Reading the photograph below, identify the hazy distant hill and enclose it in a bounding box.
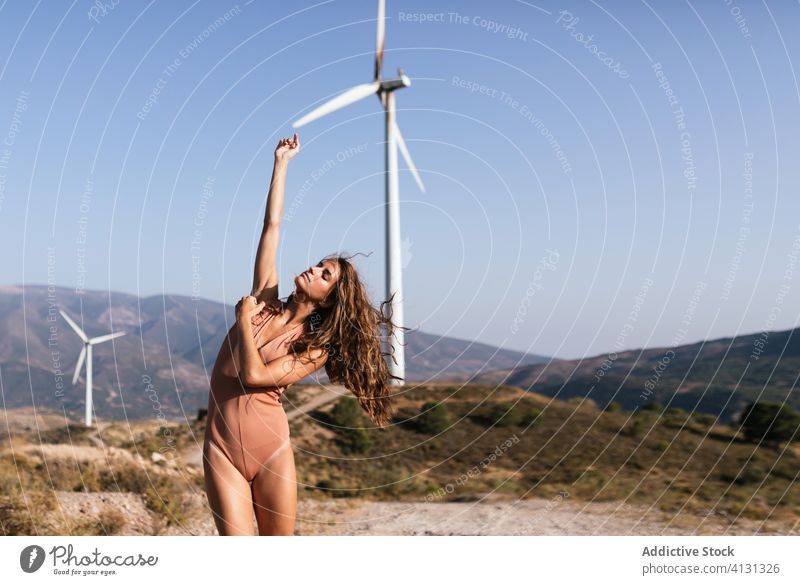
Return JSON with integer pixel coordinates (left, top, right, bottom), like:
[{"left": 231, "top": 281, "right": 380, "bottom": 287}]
[
  {"left": 470, "top": 328, "right": 800, "bottom": 424},
  {"left": 0, "top": 284, "right": 550, "bottom": 421}
]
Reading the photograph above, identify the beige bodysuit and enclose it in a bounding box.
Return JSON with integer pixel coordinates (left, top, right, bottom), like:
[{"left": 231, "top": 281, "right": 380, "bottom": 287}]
[{"left": 203, "top": 298, "right": 305, "bottom": 482}]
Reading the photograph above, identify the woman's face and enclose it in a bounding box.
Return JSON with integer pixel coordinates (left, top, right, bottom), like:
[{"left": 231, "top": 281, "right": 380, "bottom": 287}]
[{"left": 295, "top": 259, "right": 339, "bottom": 305}]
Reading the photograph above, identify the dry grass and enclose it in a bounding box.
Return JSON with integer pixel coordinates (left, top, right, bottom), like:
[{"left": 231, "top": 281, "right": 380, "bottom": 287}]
[
  {"left": 1, "top": 383, "right": 798, "bottom": 535},
  {"left": 293, "top": 384, "right": 800, "bottom": 528}
]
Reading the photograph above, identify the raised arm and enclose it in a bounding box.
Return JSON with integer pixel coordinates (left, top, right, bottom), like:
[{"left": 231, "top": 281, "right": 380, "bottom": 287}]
[{"left": 251, "top": 133, "right": 301, "bottom": 300}]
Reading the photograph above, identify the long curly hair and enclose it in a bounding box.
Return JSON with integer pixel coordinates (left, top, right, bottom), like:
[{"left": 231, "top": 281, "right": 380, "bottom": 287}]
[{"left": 277, "top": 252, "right": 410, "bottom": 427}]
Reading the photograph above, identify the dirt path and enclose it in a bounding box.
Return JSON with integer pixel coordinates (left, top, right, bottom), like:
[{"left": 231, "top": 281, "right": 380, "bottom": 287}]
[
  {"left": 290, "top": 497, "right": 797, "bottom": 536},
  {"left": 154, "top": 494, "right": 795, "bottom": 536},
  {"left": 34, "top": 490, "right": 800, "bottom": 536}
]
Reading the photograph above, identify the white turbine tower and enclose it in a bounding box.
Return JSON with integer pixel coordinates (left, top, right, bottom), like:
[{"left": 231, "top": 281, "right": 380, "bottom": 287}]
[
  {"left": 292, "top": 0, "right": 425, "bottom": 385},
  {"left": 59, "top": 308, "right": 125, "bottom": 426}
]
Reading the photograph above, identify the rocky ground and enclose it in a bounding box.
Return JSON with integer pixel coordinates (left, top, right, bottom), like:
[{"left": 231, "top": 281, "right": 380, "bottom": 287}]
[
  {"left": 3, "top": 402, "right": 797, "bottom": 536},
  {"left": 46, "top": 489, "right": 799, "bottom": 536}
]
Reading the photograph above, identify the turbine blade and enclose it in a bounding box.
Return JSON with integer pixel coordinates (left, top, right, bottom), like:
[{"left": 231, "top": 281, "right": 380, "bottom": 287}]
[
  {"left": 89, "top": 331, "right": 126, "bottom": 345},
  {"left": 394, "top": 121, "right": 426, "bottom": 192},
  {"left": 293, "top": 81, "right": 380, "bottom": 128},
  {"left": 375, "top": 0, "right": 385, "bottom": 80},
  {"left": 72, "top": 346, "right": 86, "bottom": 385},
  {"left": 59, "top": 309, "right": 89, "bottom": 343}
]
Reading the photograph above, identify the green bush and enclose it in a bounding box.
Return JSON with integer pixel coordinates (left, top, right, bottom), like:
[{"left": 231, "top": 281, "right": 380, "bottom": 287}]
[
  {"left": 720, "top": 462, "right": 767, "bottom": 486},
  {"left": 738, "top": 401, "right": 800, "bottom": 445},
  {"left": 567, "top": 397, "right": 598, "bottom": 409},
  {"left": 520, "top": 408, "right": 542, "bottom": 426},
  {"left": 331, "top": 397, "right": 372, "bottom": 454},
  {"left": 640, "top": 401, "right": 664, "bottom": 413},
  {"left": 330, "top": 397, "right": 364, "bottom": 427},
  {"left": 417, "top": 401, "right": 451, "bottom": 435},
  {"left": 624, "top": 418, "right": 647, "bottom": 438},
  {"left": 604, "top": 401, "right": 622, "bottom": 413},
  {"left": 692, "top": 413, "right": 716, "bottom": 426},
  {"left": 314, "top": 478, "right": 354, "bottom": 498},
  {"left": 487, "top": 402, "right": 523, "bottom": 427},
  {"left": 344, "top": 428, "right": 373, "bottom": 454}
]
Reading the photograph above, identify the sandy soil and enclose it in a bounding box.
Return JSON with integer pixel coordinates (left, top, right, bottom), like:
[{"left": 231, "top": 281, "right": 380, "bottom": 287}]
[
  {"left": 290, "top": 497, "right": 798, "bottom": 536},
  {"left": 44, "top": 490, "right": 797, "bottom": 536}
]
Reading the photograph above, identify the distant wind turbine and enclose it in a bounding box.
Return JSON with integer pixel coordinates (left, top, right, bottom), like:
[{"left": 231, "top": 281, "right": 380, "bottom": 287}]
[
  {"left": 59, "top": 309, "right": 125, "bottom": 426},
  {"left": 292, "top": 0, "right": 425, "bottom": 385}
]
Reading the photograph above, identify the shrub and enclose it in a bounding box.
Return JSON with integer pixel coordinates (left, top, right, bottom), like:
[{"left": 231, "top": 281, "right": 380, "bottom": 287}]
[
  {"left": 97, "top": 461, "right": 187, "bottom": 525},
  {"left": 624, "top": 418, "right": 647, "bottom": 438},
  {"left": 343, "top": 428, "right": 373, "bottom": 454},
  {"left": 313, "top": 478, "right": 354, "bottom": 498},
  {"left": 0, "top": 491, "right": 57, "bottom": 535},
  {"left": 692, "top": 413, "right": 716, "bottom": 426},
  {"left": 43, "top": 459, "right": 88, "bottom": 492},
  {"left": 487, "top": 402, "right": 523, "bottom": 427},
  {"left": 568, "top": 397, "right": 598, "bottom": 409},
  {"left": 123, "top": 433, "right": 163, "bottom": 458},
  {"left": 416, "top": 401, "right": 451, "bottom": 435},
  {"left": 330, "top": 397, "right": 372, "bottom": 454},
  {"left": 604, "top": 401, "right": 622, "bottom": 413},
  {"left": 97, "top": 462, "right": 152, "bottom": 493},
  {"left": 640, "top": 401, "right": 664, "bottom": 413},
  {"left": 738, "top": 401, "right": 800, "bottom": 445},
  {"left": 142, "top": 477, "right": 187, "bottom": 524},
  {"left": 520, "top": 408, "right": 542, "bottom": 426},
  {"left": 720, "top": 463, "right": 767, "bottom": 486},
  {"left": 71, "top": 508, "right": 126, "bottom": 535},
  {"left": 330, "top": 397, "right": 364, "bottom": 428},
  {"left": 39, "top": 424, "right": 95, "bottom": 445}
]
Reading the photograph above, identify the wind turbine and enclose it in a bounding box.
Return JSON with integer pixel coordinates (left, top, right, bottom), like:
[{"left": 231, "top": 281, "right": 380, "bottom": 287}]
[
  {"left": 59, "top": 308, "right": 125, "bottom": 426},
  {"left": 292, "top": 0, "right": 425, "bottom": 385}
]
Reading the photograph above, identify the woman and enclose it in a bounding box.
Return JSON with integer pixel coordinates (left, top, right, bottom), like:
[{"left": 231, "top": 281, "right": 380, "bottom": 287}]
[{"left": 203, "top": 133, "right": 406, "bottom": 536}]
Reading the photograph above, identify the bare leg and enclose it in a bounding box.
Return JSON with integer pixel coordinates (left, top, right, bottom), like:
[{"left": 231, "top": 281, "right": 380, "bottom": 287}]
[
  {"left": 203, "top": 441, "right": 256, "bottom": 536},
  {"left": 251, "top": 440, "right": 297, "bottom": 536}
]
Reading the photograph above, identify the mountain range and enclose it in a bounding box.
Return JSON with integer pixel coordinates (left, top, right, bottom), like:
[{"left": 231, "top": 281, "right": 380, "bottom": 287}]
[
  {"left": 0, "top": 284, "right": 550, "bottom": 421},
  {"left": 471, "top": 326, "right": 800, "bottom": 424},
  {"left": 4, "top": 284, "right": 796, "bottom": 426}
]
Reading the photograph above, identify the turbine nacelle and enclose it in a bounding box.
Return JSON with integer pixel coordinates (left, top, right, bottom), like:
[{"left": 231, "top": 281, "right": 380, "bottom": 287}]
[{"left": 379, "top": 69, "right": 411, "bottom": 92}]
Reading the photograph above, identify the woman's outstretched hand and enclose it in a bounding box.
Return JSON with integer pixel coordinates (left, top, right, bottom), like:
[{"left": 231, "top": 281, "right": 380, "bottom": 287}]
[
  {"left": 236, "top": 295, "right": 266, "bottom": 328},
  {"left": 275, "top": 133, "right": 300, "bottom": 162}
]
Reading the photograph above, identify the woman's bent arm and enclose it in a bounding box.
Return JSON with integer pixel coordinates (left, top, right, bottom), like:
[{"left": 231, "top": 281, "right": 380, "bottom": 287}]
[{"left": 237, "top": 319, "right": 327, "bottom": 387}]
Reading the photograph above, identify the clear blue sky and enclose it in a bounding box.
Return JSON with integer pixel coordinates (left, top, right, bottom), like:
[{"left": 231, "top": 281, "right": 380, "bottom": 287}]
[{"left": 1, "top": 0, "right": 799, "bottom": 360}]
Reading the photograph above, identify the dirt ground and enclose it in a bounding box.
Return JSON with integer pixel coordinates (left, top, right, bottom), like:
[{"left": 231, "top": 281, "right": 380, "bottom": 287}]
[{"left": 48, "top": 489, "right": 798, "bottom": 536}]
